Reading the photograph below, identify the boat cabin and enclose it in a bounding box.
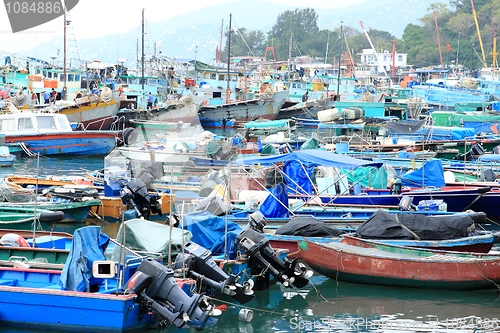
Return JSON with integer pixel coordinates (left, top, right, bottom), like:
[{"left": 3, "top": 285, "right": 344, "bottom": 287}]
[
  {"left": 32, "top": 68, "right": 82, "bottom": 91},
  {"left": 0, "top": 111, "right": 72, "bottom": 135}
]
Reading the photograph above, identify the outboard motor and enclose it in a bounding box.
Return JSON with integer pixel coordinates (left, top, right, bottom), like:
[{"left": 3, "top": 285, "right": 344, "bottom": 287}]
[
  {"left": 247, "top": 211, "right": 266, "bottom": 233},
  {"left": 123, "top": 259, "right": 216, "bottom": 330},
  {"left": 235, "top": 229, "right": 313, "bottom": 289},
  {"left": 398, "top": 196, "right": 416, "bottom": 211},
  {"left": 119, "top": 172, "right": 162, "bottom": 219},
  {"left": 390, "top": 178, "right": 402, "bottom": 195},
  {"left": 174, "top": 242, "right": 254, "bottom": 304}
]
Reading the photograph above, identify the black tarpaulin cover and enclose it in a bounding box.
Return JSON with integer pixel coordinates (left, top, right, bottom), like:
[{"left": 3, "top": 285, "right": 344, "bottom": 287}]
[
  {"left": 275, "top": 215, "right": 345, "bottom": 237},
  {"left": 386, "top": 120, "right": 426, "bottom": 134},
  {"left": 355, "top": 210, "right": 474, "bottom": 240}
]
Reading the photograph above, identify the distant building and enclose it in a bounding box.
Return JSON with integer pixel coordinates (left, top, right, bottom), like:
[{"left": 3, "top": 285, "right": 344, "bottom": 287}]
[{"left": 357, "top": 49, "right": 408, "bottom": 74}]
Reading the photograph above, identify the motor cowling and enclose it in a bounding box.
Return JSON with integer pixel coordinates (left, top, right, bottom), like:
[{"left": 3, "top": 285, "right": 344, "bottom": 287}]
[
  {"left": 235, "top": 229, "right": 312, "bottom": 289},
  {"left": 173, "top": 242, "right": 254, "bottom": 304},
  {"left": 123, "top": 259, "right": 217, "bottom": 330}
]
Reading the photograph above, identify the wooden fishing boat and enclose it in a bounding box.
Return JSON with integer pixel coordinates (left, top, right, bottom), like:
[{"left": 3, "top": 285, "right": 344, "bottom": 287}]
[
  {"left": 299, "top": 235, "right": 500, "bottom": 290},
  {"left": 4, "top": 175, "right": 174, "bottom": 221},
  {"left": 267, "top": 232, "right": 497, "bottom": 259},
  {"left": 0, "top": 110, "right": 116, "bottom": 156}
]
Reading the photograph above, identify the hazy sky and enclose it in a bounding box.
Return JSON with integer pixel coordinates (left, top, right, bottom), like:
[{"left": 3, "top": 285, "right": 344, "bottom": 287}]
[{"left": 0, "top": 0, "right": 365, "bottom": 55}]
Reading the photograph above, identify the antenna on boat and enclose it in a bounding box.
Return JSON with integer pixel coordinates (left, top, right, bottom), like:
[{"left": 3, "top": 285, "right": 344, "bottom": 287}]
[{"left": 32, "top": 153, "right": 40, "bottom": 248}]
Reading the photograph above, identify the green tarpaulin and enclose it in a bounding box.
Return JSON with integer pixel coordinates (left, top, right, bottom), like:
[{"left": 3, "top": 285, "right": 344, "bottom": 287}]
[
  {"left": 111, "top": 219, "right": 192, "bottom": 260},
  {"left": 342, "top": 166, "right": 387, "bottom": 189}
]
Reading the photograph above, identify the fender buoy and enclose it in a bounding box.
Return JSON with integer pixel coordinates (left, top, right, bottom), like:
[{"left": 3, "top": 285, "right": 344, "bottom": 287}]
[
  {"left": 0, "top": 233, "right": 30, "bottom": 247},
  {"left": 122, "top": 127, "right": 138, "bottom": 146},
  {"left": 39, "top": 211, "right": 65, "bottom": 223},
  {"left": 204, "top": 100, "right": 208, "bottom": 106}
]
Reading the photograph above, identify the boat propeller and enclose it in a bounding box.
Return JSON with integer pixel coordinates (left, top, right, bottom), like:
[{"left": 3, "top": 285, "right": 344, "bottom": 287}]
[
  {"left": 235, "top": 229, "right": 313, "bottom": 289},
  {"left": 174, "top": 241, "right": 255, "bottom": 304}
]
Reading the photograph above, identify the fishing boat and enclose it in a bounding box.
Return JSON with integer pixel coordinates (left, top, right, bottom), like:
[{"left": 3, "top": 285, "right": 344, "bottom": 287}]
[
  {"left": 0, "top": 146, "right": 16, "bottom": 166},
  {"left": 198, "top": 90, "right": 288, "bottom": 128},
  {"left": 0, "top": 226, "right": 218, "bottom": 332},
  {"left": 299, "top": 235, "right": 500, "bottom": 290},
  {"left": 0, "top": 106, "right": 117, "bottom": 156}
]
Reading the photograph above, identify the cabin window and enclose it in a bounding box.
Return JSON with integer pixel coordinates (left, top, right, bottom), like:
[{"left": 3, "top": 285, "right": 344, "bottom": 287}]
[
  {"left": 210, "top": 73, "right": 216, "bottom": 80},
  {"left": 68, "top": 74, "right": 75, "bottom": 82},
  {"left": 43, "top": 71, "right": 47, "bottom": 77},
  {"left": 0, "top": 118, "right": 15, "bottom": 131},
  {"left": 47, "top": 72, "right": 52, "bottom": 79},
  {"left": 36, "top": 116, "right": 56, "bottom": 129},
  {"left": 59, "top": 74, "right": 64, "bottom": 81},
  {"left": 129, "top": 78, "right": 137, "bottom": 85},
  {"left": 56, "top": 116, "right": 69, "bottom": 130},
  {"left": 75, "top": 74, "right": 81, "bottom": 82},
  {"left": 231, "top": 75, "right": 238, "bottom": 82},
  {"left": 18, "top": 117, "right": 33, "bottom": 130},
  {"left": 203, "top": 73, "right": 210, "bottom": 79},
  {"left": 219, "top": 74, "right": 226, "bottom": 81},
  {"left": 148, "top": 79, "right": 156, "bottom": 85},
  {"left": 36, "top": 69, "right": 40, "bottom": 74}
]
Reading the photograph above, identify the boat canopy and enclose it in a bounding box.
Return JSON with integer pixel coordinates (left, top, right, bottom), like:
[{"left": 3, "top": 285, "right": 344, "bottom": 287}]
[
  {"left": 244, "top": 119, "right": 290, "bottom": 129},
  {"left": 235, "top": 150, "right": 383, "bottom": 169}
]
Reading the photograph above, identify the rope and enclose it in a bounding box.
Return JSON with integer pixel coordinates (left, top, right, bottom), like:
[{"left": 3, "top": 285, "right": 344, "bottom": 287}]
[
  {"left": 20, "top": 142, "right": 36, "bottom": 157},
  {"left": 474, "top": 260, "right": 500, "bottom": 291}
]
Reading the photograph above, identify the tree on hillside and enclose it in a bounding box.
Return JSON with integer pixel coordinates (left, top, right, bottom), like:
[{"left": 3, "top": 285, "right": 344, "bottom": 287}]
[
  {"left": 446, "top": 12, "right": 475, "bottom": 37},
  {"left": 266, "top": 8, "right": 319, "bottom": 60},
  {"left": 221, "top": 27, "right": 265, "bottom": 60}
]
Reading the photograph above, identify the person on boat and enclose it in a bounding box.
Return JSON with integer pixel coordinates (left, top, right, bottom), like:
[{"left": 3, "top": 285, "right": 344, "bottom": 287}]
[
  {"left": 50, "top": 88, "right": 57, "bottom": 103},
  {"left": 42, "top": 90, "right": 50, "bottom": 104},
  {"left": 75, "top": 91, "right": 82, "bottom": 99},
  {"left": 60, "top": 87, "right": 67, "bottom": 101},
  {"left": 302, "top": 91, "right": 309, "bottom": 102},
  {"left": 147, "top": 92, "right": 155, "bottom": 109}
]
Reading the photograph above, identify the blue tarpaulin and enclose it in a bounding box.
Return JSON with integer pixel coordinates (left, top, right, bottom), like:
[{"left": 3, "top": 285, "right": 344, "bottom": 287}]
[
  {"left": 388, "top": 127, "right": 475, "bottom": 141},
  {"left": 180, "top": 211, "right": 242, "bottom": 258},
  {"left": 479, "top": 155, "right": 500, "bottom": 162},
  {"left": 235, "top": 150, "right": 383, "bottom": 169},
  {"left": 462, "top": 122, "right": 498, "bottom": 135},
  {"left": 400, "top": 160, "right": 445, "bottom": 188},
  {"left": 259, "top": 182, "right": 289, "bottom": 218},
  {"left": 283, "top": 160, "right": 315, "bottom": 195},
  {"left": 59, "top": 226, "right": 110, "bottom": 292}
]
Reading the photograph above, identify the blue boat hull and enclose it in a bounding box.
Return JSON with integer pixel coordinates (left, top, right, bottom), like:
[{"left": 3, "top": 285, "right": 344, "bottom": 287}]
[
  {"left": 6, "top": 132, "right": 116, "bottom": 156},
  {"left": 0, "top": 268, "right": 150, "bottom": 332}
]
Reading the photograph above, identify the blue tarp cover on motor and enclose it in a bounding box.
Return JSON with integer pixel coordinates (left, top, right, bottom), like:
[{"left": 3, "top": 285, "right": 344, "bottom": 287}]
[
  {"left": 283, "top": 160, "right": 315, "bottom": 195},
  {"left": 59, "top": 226, "right": 110, "bottom": 292},
  {"left": 259, "top": 182, "right": 289, "bottom": 218},
  {"left": 388, "top": 126, "right": 475, "bottom": 141},
  {"left": 400, "top": 160, "right": 445, "bottom": 188},
  {"left": 235, "top": 150, "right": 383, "bottom": 169},
  {"left": 180, "top": 211, "right": 241, "bottom": 258}
]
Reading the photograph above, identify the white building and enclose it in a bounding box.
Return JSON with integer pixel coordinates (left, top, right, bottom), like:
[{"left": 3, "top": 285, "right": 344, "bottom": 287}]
[{"left": 357, "top": 49, "right": 408, "bottom": 74}]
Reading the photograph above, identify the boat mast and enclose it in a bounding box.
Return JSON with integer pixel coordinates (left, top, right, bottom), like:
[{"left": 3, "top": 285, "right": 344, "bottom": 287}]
[
  {"left": 433, "top": 11, "right": 444, "bottom": 69},
  {"left": 471, "top": 0, "right": 487, "bottom": 68},
  {"left": 287, "top": 31, "right": 292, "bottom": 100},
  {"left": 226, "top": 13, "right": 232, "bottom": 104},
  {"left": 142, "top": 9, "right": 145, "bottom": 108},
  {"left": 337, "top": 24, "right": 343, "bottom": 100},
  {"left": 63, "top": 4, "right": 67, "bottom": 99},
  {"left": 359, "top": 21, "right": 388, "bottom": 77}
]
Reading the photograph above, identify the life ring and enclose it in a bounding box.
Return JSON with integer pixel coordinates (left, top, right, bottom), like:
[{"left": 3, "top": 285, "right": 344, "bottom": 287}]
[{"left": 0, "top": 233, "right": 30, "bottom": 247}]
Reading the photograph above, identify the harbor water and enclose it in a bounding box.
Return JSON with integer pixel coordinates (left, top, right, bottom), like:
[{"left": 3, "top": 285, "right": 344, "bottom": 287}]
[{"left": 0, "top": 133, "right": 499, "bottom": 333}]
